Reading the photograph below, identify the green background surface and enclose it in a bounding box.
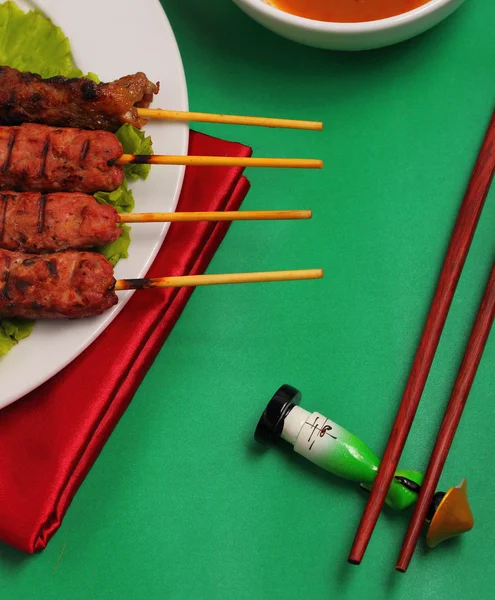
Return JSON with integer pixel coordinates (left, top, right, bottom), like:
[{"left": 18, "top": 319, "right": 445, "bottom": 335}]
[{"left": 1, "top": 1, "right": 494, "bottom": 598}]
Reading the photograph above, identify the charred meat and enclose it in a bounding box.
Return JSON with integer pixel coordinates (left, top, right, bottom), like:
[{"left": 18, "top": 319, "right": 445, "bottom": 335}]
[
  {"left": 0, "top": 66, "right": 159, "bottom": 132},
  {"left": 0, "top": 191, "right": 121, "bottom": 253},
  {"left": 0, "top": 123, "right": 124, "bottom": 193},
  {"left": 0, "top": 248, "right": 117, "bottom": 319}
]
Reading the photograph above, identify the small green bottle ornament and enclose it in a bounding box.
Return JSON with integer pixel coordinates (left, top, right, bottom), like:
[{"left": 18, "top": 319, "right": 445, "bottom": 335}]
[{"left": 255, "top": 385, "right": 474, "bottom": 548}]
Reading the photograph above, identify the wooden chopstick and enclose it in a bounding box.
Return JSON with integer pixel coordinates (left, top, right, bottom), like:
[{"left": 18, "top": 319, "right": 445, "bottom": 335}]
[
  {"left": 117, "top": 155, "right": 323, "bottom": 169},
  {"left": 120, "top": 210, "right": 312, "bottom": 223},
  {"left": 348, "top": 110, "right": 495, "bottom": 566},
  {"left": 115, "top": 269, "right": 324, "bottom": 290},
  {"left": 396, "top": 262, "right": 495, "bottom": 572},
  {"left": 136, "top": 107, "right": 323, "bottom": 131}
]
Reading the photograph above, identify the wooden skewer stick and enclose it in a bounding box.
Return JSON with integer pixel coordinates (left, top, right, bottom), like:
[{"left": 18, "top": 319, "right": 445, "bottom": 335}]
[
  {"left": 396, "top": 262, "right": 495, "bottom": 573},
  {"left": 136, "top": 107, "right": 323, "bottom": 131},
  {"left": 348, "top": 110, "right": 495, "bottom": 566},
  {"left": 115, "top": 269, "right": 324, "bottom": 291},
  {"left": 117, "top": 155, "right": 323, "bottom": 169},
  {"left": 120, "top": 210, "right": 312, "bottom": 223}
]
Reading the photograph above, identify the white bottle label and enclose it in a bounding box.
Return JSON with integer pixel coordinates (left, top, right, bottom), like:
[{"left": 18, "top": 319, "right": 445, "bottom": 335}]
[{"left": 293, "top": 412, "right": 344, "bottom": 467}]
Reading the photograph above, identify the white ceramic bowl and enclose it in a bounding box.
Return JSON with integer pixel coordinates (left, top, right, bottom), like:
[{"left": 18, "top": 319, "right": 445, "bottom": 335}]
[{"left": 232, "top": 0, "right": 466, "bottom": 51}]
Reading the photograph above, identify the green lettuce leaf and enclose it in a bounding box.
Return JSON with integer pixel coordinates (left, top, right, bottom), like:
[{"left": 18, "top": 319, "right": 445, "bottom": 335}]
[
  {"left": 116, "top": 123, "right": 154, "bottom": 182},
  {"left": 0, "top": 1, "right": 82, "bottom": 78},
  {"left": 93, "top": 126, "right": 155, "bottom": 262},
  {"left": 94, "top": 179, "right": 135, "bottom": 214},
  {"left": 96, "top": 224, "right": 131, "bottom": 267},
  {"left": 0, "top": 318, "right": 35, "bottom": 356}
]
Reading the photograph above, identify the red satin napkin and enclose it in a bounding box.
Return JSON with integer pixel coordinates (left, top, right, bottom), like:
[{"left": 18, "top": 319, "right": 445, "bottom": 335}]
[{"left": 0, "top": 131, "right": 252, "bottom": 554}]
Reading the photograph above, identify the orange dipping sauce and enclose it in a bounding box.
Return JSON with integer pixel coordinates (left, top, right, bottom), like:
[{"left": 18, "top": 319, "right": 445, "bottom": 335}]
[{"left": 269, "top": 0, "right": 430, "bottom": 23}]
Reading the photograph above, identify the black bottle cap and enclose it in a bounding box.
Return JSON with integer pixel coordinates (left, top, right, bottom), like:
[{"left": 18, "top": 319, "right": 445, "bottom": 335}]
[{"left": 254, "top": 384, "right": 302, "bottom": 446}]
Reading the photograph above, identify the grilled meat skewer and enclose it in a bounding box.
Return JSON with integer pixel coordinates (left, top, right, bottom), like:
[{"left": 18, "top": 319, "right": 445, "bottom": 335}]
[
  {"left": 0, "top": 193, "right": 314, "bottom": 254},
  {"left": 0, "top": 248, "right": 117, "bottom": 319},
  {"left": 0, "top": 191, "right": 121, "bottom": 253},
  {"left": 0, "top": 247, "right": 324, "bottom": 321},
  {"left": 0, "top": 66, "right": 159, "bottom": 132},
  {"left": 0, "top": 123, "right": 124, "bottom": 193}
]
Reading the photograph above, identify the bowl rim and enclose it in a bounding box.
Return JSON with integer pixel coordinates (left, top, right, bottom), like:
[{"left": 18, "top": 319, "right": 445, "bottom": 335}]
[{"left": 234, "top": 0, "right": 462, "bottom": 32}]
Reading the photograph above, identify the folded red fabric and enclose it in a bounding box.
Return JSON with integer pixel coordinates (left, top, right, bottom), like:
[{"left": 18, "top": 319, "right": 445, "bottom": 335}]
[{"left": 0, "top": 131, "right": 252, "bottom": 553}]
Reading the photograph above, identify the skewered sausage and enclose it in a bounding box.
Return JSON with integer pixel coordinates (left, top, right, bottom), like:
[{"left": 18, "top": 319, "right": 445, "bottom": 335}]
[
  {"left": 0, "top": 248, "right": 117, "bottom": 319},
  {"left": 0, "top": 191, "right": 121, "bottom": 252},
  {"left": 0, "top": 123, "right": 124, "bottom": 193},
  {"left": 0, "top": 65, "right": 158, "bottom": 132}
]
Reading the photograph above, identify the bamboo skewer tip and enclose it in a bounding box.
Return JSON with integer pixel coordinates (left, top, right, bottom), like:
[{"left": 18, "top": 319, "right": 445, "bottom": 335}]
[
  {"left": 119, "top": 209, "right": 313, "bottom": 223},
  {"left": 115, "top": 269, "right": 323, "bottom": 291},
  {"left": 136, "top": 107, "right": 323, "bottom": 131},
  {"left": 118, "top": 154, "right": 323, "bottom": 170}
]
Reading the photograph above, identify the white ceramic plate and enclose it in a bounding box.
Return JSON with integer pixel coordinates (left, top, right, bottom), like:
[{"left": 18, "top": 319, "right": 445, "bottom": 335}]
[{"left": 0, "top": 0, "right": 189, "bottom": 410}]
